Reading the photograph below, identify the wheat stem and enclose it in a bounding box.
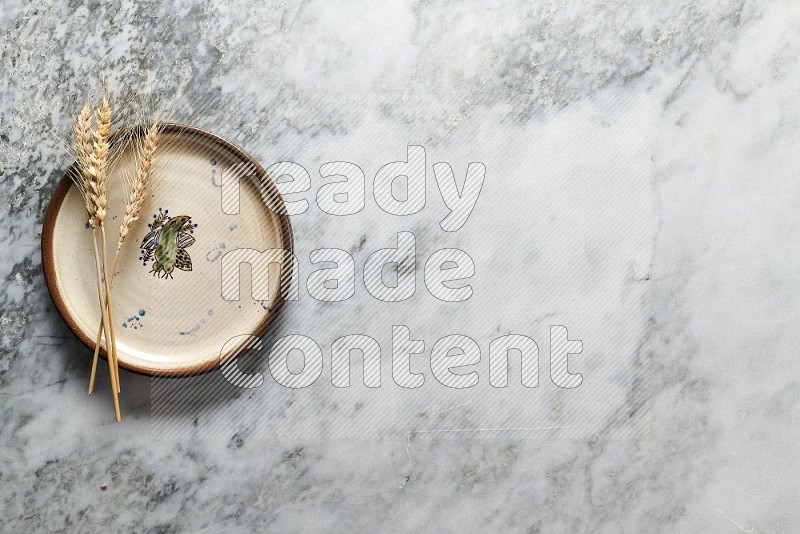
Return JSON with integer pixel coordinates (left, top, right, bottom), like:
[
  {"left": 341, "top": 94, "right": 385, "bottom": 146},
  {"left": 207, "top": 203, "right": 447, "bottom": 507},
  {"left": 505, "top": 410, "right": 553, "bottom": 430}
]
[
  {"left": 91, "top": 230, "right": 121, "bottom": 421},
  {"left": 99, "top": 226, "right": 120, "bottom": 393},
  {"left": 88, "top": 227, "right": 119, "bottom": 396},
  {"left": 89, "top": 252, "right": 120, "bottom": 394}
]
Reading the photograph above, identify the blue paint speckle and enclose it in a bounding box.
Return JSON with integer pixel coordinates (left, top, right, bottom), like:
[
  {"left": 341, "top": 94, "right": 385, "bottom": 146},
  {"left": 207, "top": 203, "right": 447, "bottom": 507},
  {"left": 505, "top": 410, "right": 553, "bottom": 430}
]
[{"left": 123, "top": 312, "right": 146, "bottom": 330}]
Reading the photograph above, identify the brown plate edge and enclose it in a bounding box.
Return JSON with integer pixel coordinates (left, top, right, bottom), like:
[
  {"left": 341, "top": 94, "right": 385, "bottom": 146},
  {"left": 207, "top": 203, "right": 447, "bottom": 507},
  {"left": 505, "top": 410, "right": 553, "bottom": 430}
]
[{"left": 41, "top": 122, "right": 295, "bottom": 378}]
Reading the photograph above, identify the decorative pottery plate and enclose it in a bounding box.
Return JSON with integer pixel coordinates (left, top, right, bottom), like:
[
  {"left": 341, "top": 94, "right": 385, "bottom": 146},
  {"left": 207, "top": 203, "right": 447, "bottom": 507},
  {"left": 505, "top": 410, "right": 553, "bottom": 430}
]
[{"left": 42, "top": 124, "right": 293, "bottom": 376}]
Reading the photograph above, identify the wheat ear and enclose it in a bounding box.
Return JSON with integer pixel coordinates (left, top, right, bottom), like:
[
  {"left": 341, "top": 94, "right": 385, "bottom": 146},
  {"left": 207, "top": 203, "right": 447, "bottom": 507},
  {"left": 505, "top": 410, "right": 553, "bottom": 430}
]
[
  {"left": 90, "top": 122, "right": 160, "bottom": 385},
  {"left": 73, "top": 106, "right": 96, "bottom": 226},
  {"left": 119, "top": 123, "right": 159, "bottom": 248}
]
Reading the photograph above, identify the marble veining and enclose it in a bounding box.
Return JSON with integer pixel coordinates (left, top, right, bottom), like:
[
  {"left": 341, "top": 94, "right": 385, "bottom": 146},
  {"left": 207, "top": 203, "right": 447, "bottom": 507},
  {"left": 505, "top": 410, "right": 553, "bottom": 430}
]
[{"left": 2, "top": 0, "right": 799, "bottom": 532}]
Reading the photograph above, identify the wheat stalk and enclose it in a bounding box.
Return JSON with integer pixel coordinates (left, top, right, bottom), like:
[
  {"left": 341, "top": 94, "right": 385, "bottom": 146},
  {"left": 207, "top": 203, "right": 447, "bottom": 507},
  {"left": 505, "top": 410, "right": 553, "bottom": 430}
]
[
  {"left": 90, "top": 95, "right": 122, "bottom": 401},
  {"left": 74, "top": 100, "right": 121, "bottom": 420},
  {"left": 89, "top": 122, "right": 161, "bottom": 388}
]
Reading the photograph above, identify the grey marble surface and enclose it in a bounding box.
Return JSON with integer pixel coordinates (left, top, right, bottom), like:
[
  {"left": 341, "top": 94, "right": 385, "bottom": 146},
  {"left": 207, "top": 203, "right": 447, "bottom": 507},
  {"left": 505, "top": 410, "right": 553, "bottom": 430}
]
[{"left": 2, "top": 0, "right": 800, "bottom": 532}]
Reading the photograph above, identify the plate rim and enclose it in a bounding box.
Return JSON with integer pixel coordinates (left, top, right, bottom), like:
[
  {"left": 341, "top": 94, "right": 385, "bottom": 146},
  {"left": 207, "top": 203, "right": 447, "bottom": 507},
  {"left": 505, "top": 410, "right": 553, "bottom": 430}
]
[{"left": 41, "top": 122, "right": 294, "bottom": 377}]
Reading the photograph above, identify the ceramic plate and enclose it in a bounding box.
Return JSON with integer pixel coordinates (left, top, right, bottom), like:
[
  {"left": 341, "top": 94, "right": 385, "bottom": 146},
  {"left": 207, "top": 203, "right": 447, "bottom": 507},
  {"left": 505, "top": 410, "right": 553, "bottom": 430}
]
[{"left": 42, "top": 124, "right": 293, "bottom": 376}]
